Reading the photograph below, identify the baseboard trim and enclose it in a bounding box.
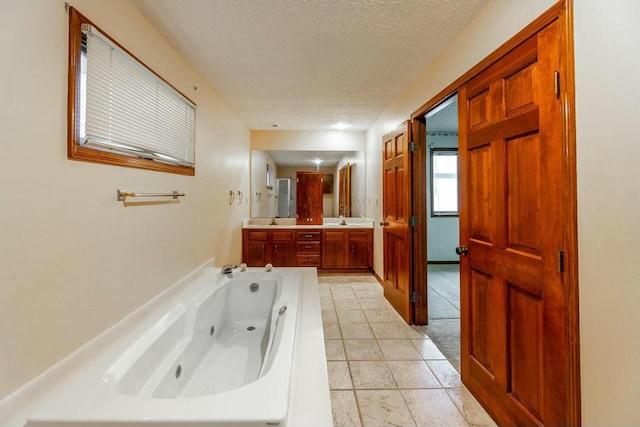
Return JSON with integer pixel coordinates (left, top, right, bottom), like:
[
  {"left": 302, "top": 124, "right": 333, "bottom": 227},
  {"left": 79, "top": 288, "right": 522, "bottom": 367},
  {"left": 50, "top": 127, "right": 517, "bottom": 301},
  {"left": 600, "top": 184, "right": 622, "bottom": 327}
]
[
  {"left": 317, "top": 269, "right": 373, "bottom": 275},
  {"left": 0, "top": 258, "right": 216, "bottom": 427}
]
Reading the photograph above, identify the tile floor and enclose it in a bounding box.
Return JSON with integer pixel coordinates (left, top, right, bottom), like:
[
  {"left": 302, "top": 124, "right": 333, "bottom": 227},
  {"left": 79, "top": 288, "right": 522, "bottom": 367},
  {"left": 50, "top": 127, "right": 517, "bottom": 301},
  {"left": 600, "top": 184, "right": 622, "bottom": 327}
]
[
  {"left": 319, "top": 274, "right": 495, "bottom": 427},
  {"left": 426, "top": 264, "right": 462, "bottom": 371}
]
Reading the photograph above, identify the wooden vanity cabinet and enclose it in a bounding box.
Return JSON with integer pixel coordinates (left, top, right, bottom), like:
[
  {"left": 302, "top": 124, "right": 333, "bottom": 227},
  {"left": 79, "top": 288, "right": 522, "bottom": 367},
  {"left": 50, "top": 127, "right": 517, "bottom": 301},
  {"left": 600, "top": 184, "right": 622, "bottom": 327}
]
[
  {"left": 347, "top": 230, "right": 372, "bottom": 269},
  {"left": 243, "top": 227, "right": 371, "bottom": 270},
  {"left": 242, "top": 229, "right": 295, "bottom": 267},
  {"left": 322, "top": 229, "right": 373, "bottom": 270},
  {"left": 270, "top": 230, "right": 296, "bottom": 266},
  {"left": 244, "top": 230, "right": 268, "bottom": 266},
  {"left": 322, "top": 230, "right": 347, "bottom": 268},
  {"left": 296, "top": 230, "right": 322, "bottom": 267}
]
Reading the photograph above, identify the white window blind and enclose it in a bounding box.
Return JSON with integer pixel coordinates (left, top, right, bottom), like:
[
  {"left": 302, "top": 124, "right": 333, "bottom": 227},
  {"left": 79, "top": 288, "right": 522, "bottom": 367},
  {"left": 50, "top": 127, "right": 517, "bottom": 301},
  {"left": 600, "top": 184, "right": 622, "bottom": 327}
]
[{"left": 80, "top": 24, "right": 196, "bottom": 168}]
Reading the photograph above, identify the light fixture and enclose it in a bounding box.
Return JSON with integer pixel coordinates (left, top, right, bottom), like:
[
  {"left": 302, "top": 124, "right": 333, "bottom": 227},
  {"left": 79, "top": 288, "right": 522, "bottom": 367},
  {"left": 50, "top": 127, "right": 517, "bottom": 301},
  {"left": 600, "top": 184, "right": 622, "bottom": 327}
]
[
  {"left": 312, "top": 159, "right": 323, "bottom": 171},
  {"left": 332, "top": 122, "right": 350, "bottom": 131}
]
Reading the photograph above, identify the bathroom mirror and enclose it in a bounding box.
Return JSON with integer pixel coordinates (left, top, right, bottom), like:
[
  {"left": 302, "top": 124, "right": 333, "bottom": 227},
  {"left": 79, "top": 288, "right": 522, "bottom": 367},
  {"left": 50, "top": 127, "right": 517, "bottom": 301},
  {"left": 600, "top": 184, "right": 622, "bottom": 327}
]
[{"left": 250, "top": 149, "right": 365, "bottom": 219}]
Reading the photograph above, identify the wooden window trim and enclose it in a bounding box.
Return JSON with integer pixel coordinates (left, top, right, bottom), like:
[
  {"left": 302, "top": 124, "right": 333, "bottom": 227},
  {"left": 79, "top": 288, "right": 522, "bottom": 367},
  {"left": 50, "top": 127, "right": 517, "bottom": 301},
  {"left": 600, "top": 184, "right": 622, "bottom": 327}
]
[
  {"left": 67, "top": 7, "right": 196, "bottom": 176},
  {"left": 430, "top": 148, "right": 459, "bottom": 217}
]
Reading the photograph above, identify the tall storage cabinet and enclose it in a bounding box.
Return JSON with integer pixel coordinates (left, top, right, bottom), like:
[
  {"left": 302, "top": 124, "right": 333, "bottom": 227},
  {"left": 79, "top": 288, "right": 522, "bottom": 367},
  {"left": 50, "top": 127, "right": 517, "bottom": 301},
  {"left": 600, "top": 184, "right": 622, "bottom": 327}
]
[{"left": 296, "top": 172, "right": 323, "bottom": 225}]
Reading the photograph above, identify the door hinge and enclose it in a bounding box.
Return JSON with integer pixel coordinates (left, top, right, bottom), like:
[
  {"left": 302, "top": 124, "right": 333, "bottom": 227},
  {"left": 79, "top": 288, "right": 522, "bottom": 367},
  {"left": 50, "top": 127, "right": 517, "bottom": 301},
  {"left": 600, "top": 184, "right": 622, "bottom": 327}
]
[
  {"left": 408, "top": 141, "right": 418, "bottom": 152},
  {"left": 409, "top": 216, "right": 418, "bottom": 227},
  {"left": 558, "top": 249, "right": 565, "bottom": 273},
  {"left": 410, "top": 291, "right": 419, "bottom": 303},
  {"left": 554, "top": 71, "right": 560, "bottom": 98}
]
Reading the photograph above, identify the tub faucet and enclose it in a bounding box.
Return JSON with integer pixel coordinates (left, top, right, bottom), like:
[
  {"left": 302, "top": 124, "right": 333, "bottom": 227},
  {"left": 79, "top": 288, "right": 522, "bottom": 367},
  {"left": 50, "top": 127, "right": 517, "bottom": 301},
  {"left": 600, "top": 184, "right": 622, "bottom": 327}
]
[{"left": 221, "top": 264, "right": 236, "bottom": 277}]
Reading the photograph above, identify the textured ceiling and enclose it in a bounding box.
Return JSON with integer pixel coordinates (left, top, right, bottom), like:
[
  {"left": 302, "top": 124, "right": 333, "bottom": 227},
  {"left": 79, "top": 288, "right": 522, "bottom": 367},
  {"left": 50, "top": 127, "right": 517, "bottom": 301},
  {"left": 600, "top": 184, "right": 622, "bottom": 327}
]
[
  {"left": 426, "top": 96, "right": 458, "bottom": 133},
  {"left": 131, "top": 0, "right": 488, "bottom": 131}
]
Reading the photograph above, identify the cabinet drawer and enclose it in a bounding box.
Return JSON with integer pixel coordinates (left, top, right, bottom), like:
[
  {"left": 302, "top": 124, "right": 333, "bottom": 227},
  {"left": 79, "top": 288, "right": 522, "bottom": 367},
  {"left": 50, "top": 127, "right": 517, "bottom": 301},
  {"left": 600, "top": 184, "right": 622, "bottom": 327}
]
[
  {"left": 297, "top": 241, "right": 320, "bottom": 254},
  {"left": 246, "top": 231, "right": 268, "bottom": 241},
  {"left": 297, "top": 255, "right": 321, "bottom": 267},
  {"left": 297, "top": 231, "right": 321, "bottom": 241},
  {"left": 272, "top": 230, "right": 294, "bottom": 241},
  {"left": 348, "top": 230, "right": 371, "bottom": 241}
]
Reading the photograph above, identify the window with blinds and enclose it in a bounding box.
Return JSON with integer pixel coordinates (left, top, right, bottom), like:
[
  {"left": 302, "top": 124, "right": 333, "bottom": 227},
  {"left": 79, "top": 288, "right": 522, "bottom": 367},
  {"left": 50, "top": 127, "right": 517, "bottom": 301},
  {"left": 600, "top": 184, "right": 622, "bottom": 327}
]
[{"left": 68, "top": 8, "right": 196, "bottom": 175}]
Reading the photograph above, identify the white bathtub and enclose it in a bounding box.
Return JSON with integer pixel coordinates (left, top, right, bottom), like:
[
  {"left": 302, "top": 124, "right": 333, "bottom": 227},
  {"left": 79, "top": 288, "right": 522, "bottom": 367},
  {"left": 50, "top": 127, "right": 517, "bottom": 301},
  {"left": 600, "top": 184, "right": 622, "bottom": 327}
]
[{"left": 26, "top": 268, "right": 302, "bottom": 427}]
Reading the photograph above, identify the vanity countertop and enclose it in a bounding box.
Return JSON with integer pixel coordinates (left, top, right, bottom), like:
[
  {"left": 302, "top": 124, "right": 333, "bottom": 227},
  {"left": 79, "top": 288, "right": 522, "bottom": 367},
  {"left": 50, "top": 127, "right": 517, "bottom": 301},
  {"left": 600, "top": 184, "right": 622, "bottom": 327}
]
[{"left": 242, "top": 217, "right": 374, "bottom": 229}]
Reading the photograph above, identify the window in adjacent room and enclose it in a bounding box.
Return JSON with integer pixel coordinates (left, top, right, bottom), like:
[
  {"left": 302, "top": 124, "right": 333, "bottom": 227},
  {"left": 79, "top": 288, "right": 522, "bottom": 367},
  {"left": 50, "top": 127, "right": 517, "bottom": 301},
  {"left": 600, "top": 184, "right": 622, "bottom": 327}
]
[
  {"left": 68, "top": 7, "right": 196, "bottom": 175},
  {"left": 430, "top": 148, "right": 459, "bottom": 216}
]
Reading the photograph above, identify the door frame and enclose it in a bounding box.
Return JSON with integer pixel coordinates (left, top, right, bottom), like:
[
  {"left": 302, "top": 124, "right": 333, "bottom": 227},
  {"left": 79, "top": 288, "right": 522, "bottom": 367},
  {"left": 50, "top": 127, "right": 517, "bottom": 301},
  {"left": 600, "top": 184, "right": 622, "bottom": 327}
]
[{"left": 409, "top": 0, "right": 580, "bottom": 424}]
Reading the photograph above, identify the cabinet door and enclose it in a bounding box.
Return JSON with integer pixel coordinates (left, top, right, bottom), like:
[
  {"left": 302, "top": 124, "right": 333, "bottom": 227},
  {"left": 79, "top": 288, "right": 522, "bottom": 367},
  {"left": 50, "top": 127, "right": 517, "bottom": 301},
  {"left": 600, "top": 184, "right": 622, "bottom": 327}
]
[
  {"left": 323, "top": 230, "right": 347, "bottom": 268},
  {"left": 270, "top": 230, "right": 295, "bottom": 266},
  {"left": 348, "top": 230, "right": 372, "bottom": 269},
  {"left": 246, "top": 240, "right": 268, "bottom": 266},
  {"left": 296, "top": 172, "right": 324, "bottom": 225},
  {"left": 271, "top": 241, "right": 296, "bottom": 266}
]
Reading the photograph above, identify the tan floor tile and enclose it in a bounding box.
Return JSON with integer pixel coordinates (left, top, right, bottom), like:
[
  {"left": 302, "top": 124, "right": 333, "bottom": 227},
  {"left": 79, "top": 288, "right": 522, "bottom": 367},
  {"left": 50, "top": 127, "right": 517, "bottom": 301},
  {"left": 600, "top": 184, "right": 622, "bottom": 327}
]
[
  {"left": 323, "top": 322, "right": 342, "bottom": 339},
  {"left": 400, "top": 324, "right": 430, "bottom": 338},
  {"left": 356, "top": 390, "right": 416, "bottom": 427},
  {"left": 354, "top": 288, "right": 384, "bottom": 299},
  {"left": 337, "top": 309, "right": 368, "bottom": 324},
  {"left": 378, "top": 339, "right": 423, "bottom": 360},
  {"left": 322, "top": 309, "right": 338, "bottom": 324},
  {"left": 363, "top": 309, "right": 399, "bottom": 323},
  {"left": 427, "top": 360, "right": 462, "bottom": 388},
  {"left": 387, "top": 361, "right": 441, "bottom": 389},
  {"left": 325, "top": 339, "right": 346, "bottom": 361},
  {"left": 334, "top": 298, "right": 361, "bottom": 310},
  {"left": 331, "top": 283, "right": 354, "bottom": 290},
  {"left": 319, "top": 287, "right": 333, "bottom": 299},
  {"left": 321, "top": 298, "right": 335, "bottom": 311},
  {"left": 341, "top": 323, "right": 375, "bottom": 339},
  {"left": 358, "top": 298, "right": 391, "bottom": 310},
  {"left": 402, "top": 389, "right": 468, "bottom": 426},
  {"left": 344, "top": 339, "right": 384, "bottom": 360},
  {"left": 411, "top": 339, "right": 446, "bottom": 360},
  {"left": 369, "top": 322, "right": 408, "bottom": 339},
  {"left": 351, "top": 281, "right": 382, "bottom": 290},
  {"left": 331, "top": 390, "right": 362, "bottom": 427},
  {"left": 349, "top": 361, "right": 396, "bottom": 389},
  {"left": 447, "top": 387, "right": 497, "bottom": 426},
  {"left": 327, "top": 361, "right": 353, "bottom": 389},
  {"left": 332, "top": 288, "right": 357, "bottom": 299}
]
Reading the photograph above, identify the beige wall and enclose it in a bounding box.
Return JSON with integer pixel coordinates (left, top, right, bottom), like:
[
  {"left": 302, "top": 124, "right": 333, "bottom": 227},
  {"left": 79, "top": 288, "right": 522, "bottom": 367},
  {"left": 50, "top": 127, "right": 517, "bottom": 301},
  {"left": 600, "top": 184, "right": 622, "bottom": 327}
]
[
  {"left": 250, "top": 150, "right": 277, "bottom": 217},
  {"left": 0, "top": 0, "right": 249, "bottom": 400},
  {"left": 251, "top": 130, "right": 366, "bottom": 151},
  {"left": 574, "top": 1, "right": 640, "bottom": 425},
  {"left": 365, "top": 0, "right": 640, "bottom": 425}
]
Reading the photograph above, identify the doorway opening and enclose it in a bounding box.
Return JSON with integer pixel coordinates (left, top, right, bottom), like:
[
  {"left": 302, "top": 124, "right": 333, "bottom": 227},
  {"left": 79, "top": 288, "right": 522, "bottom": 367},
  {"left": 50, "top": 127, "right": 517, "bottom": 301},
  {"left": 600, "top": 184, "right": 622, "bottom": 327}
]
[{"left": 422, "top": 94, "right": 462, "bottom": 372}]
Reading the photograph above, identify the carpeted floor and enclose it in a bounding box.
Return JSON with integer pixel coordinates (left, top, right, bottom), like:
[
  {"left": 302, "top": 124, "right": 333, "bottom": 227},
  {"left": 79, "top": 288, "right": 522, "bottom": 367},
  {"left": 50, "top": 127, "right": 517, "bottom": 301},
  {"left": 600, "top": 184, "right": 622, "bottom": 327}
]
[{"left": 426, "top": 264, "right": 461, "bottom": 372}]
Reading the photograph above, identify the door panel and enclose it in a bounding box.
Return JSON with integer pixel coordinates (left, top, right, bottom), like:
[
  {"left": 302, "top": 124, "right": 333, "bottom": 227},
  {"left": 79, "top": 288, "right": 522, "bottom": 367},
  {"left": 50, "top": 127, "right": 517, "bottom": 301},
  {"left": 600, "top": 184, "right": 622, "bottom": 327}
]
[
  {"left": 382, "top": 121, "right": 412, "bottom": 323},
  {"left": 460, "top": 20, "right": 569, "bottom": 426}
]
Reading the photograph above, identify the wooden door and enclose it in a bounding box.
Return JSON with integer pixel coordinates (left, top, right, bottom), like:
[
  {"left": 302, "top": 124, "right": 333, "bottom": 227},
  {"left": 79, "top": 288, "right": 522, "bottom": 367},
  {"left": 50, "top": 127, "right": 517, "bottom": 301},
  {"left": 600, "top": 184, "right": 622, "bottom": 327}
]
[
  {"left": 338, "top": 164, "right": 351, "bottom": 217},
  {"left": 296, "top": 172, "right": 323, "bottom": 225},
  {"left": 382, "top": 122, "right": 412, "bottom": 323},
  {"left": 459, "top": 20, "right": 569, "bottom": 426}
]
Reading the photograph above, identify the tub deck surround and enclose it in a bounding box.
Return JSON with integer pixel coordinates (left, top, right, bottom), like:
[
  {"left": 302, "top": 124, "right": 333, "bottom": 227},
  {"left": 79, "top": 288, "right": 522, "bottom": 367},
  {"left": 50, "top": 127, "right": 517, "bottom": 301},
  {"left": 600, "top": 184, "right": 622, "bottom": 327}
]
[
  {"left": 25, "top": 267, "right": 332, "bottom": 427},
  {"left": 242, "top": 217, "right": 374, "bottom": 229}
]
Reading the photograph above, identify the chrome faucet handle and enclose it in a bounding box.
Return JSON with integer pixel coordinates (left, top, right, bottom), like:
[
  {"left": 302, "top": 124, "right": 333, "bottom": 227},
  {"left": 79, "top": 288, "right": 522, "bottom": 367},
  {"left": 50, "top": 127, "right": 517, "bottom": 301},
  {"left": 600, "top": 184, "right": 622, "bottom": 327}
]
[
  {"left": 239, "top": 263, "right": 248, "bottom": 272},
  {"left": 265, "top": 263, "right": 273, "bottom": 272}
]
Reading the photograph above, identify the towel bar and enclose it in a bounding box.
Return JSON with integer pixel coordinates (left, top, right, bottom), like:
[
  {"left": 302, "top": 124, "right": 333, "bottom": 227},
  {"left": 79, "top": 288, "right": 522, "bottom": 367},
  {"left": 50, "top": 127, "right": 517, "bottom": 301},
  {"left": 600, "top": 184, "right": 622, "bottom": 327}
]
[{"left": 117, "top": 189, "right": 185, "bottom": 202}]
